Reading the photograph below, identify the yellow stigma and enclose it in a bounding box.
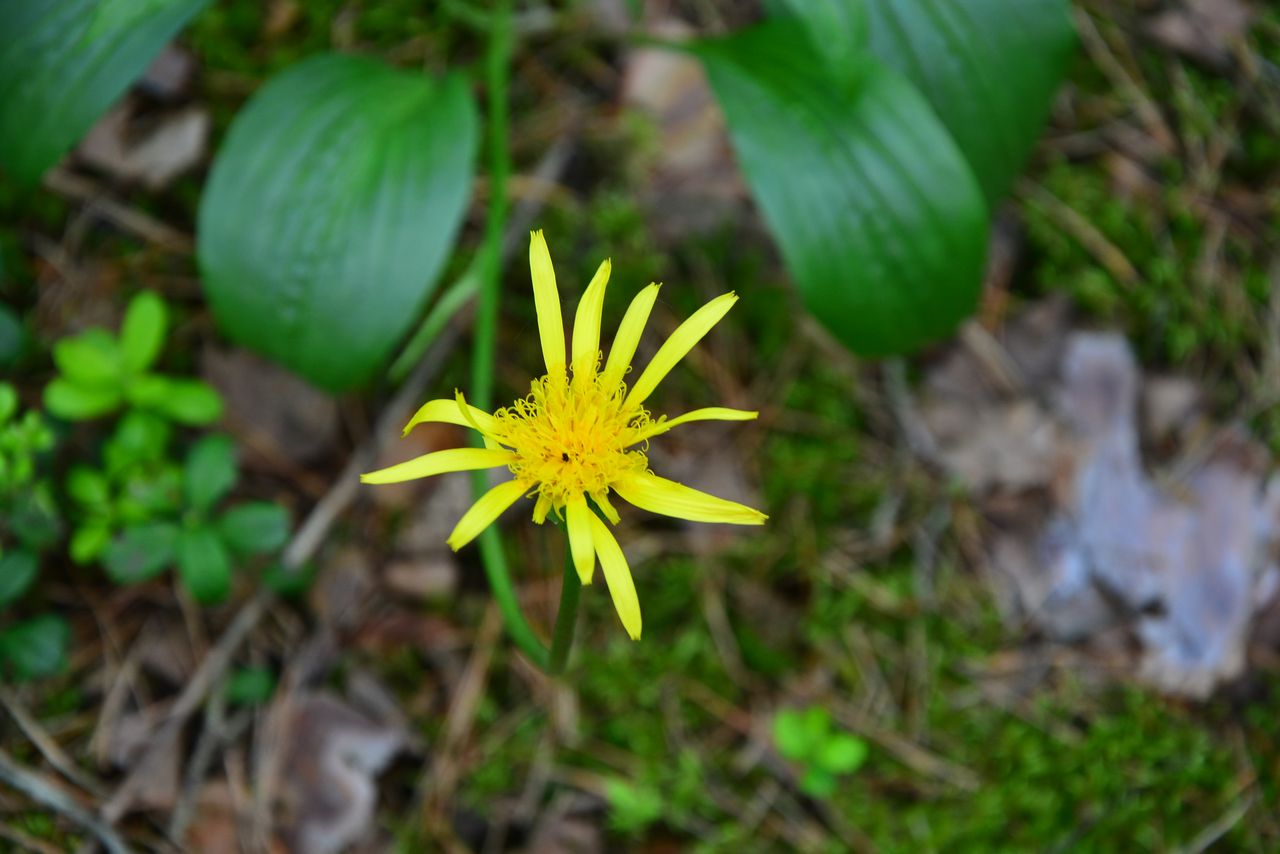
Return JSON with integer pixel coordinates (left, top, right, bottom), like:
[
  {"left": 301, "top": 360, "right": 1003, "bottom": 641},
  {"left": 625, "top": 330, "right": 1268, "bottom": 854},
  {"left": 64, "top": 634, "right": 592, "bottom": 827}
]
[{"left": 492, "top": 364, "right": 650, "bottom": 512}]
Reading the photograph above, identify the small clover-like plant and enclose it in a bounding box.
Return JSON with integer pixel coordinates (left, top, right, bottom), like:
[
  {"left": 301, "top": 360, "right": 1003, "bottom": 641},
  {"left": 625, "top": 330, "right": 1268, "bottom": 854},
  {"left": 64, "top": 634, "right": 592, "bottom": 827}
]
[
  {"left": 0, "top": 383, "right": 70, "bottom": 680},
  {"left": 43, "top": 290, "right": 223, "bottom": 424},
  {"left": 774, "top": 706, "right": 868, "bottom": 799},
  {"left": 103, "top": 434, "right": 290, "bottom": 604},
  {"left": 65, "top": 411, "right": 182, "bottom": 563}
]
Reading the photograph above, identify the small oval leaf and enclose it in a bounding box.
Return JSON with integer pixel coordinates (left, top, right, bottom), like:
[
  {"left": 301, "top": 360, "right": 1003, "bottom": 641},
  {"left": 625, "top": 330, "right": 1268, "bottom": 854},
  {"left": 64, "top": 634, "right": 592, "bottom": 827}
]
[{"left": 198, "top": 54, "right": 479, "bottom": 391}]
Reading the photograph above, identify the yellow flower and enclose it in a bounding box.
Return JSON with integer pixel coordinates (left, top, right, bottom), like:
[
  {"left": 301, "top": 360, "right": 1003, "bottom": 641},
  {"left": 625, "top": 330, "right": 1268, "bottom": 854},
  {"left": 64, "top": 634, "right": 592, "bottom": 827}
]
[{"left": 362, "top": 231, "right": 766, "bottom": 639}]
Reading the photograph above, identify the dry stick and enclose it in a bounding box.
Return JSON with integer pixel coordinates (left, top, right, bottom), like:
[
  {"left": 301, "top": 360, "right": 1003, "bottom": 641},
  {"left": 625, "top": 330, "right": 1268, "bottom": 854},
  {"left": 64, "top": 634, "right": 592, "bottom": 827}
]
[
  {"left": 96, "top": 138, "right": 576, "bottom": 834},
  {"left": 0, "top": 687, "right": 106, "bottom": 797},
  {"left": 0, "top": 748, "right": 133, "bottom": 854}
]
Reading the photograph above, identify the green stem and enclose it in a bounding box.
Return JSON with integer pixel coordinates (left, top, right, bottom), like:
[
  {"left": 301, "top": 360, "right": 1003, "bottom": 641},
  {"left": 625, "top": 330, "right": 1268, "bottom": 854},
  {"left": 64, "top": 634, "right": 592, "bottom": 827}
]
[
  {"left": 547, "top": 548, "right": 582, "bottom": 676},
  {"left": 469, "top": 0, "right": 549, "bottom": 669}
]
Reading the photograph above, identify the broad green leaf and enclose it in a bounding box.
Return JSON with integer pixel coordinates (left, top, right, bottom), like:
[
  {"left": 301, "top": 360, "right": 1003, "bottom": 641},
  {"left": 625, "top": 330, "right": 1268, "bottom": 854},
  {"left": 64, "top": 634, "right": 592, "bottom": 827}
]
[
  {"left": 53, "top": 329, "right": 123, "bottom": 386},
  {"left": 104, "top": 521, "right": 179, "bottom": 583},
  {"left": 198, "top": 53, "right": 479, "bottom": 391},
  {"left": 184, "top": 434, "right": 237, "bottom": 511},
  {"left": 0, "top": 614, "right": 69, "bottom": 681},
  {"left": 0, "top": 549, "right": 39, "bottom": 606},
  {"left": 127, "top": 375, "right": 223, "bottom": 424},
  {"left": 120, "top": 290, "right": 168, "bottom": 373},
  {"left": 0, "top": 0, "right": 212, "bottom": 184},
  {"left": 698, "top": 23, "right": 989, "bottom": 356},
  {"left": 0, "top": 303, "right": 22, "bottom": 366},
  {"left": 177, "top": 526, "right": 231, "bottom": 603},
  {"left": 861, "top": 0, "right": 1075, "bottom": 204},
  {"left": 770, "top": 0, "right": 868, "bottom": 83},
  {"left": 9, "top": 485, "right": 62, "bottom": 551},
  {"left": 217, "top": 501, "right": 289, "bottom": 556},
  {"left": 44, "top": 377, "right": 123, "bottom": 420}
]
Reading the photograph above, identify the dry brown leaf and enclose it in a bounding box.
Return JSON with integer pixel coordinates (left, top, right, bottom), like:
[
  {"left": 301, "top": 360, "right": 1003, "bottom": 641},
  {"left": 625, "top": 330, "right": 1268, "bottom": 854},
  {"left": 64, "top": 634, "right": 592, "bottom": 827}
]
[
  {"left": 77, "top": 100, "right": 209, "bottom": 190},
  {"left": 1145, "top": 0, "right": 1255, "bottom": 67}
]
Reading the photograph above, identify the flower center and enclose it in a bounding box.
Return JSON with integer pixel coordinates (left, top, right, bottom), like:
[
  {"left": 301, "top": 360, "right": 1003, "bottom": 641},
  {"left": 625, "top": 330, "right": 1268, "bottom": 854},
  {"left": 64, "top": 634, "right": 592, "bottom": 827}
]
[{"left": 492, "top": 367, "right": 650, "bottom": 508}]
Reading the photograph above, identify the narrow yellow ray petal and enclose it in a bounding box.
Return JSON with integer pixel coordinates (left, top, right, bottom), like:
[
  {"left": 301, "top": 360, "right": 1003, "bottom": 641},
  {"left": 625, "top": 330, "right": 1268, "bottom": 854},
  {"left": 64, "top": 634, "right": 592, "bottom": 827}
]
[
  {"left": 530, "top": 230, "right": 566, "bottom": 375},
  {"left": 625, "top": 292, "right": 737, "bottom": 409},
  {"left": 588, "top": 513, "right": 641, "bottom": 640},
  {"left": 571, "top": 258, "right": 611, "bottom": 377},
  {"left": 600, "top": 283, "right": 661, "bottom": 391},
  {"left": 566, "top": 494, "right": 596, "bottom": 585},
  {"left": 631, "top": 407, "right": 758, "bottom": 443},
  {"left": 447, "top": 478, "right": 529, "bottom": 551},
  {"left": 360, "top": 448, "right": 513, "bottom": 485},
  {"left": 592, "top": 490, "right": 621, "bottom": 525},
  {"left": 403, "top": 398, "right": 500, "bottom": 437},
  {"left": 613, "top": 470, "right": 767, "bottom": 526},
  {"left": 532, "top": 493, "right": 552, "bottom": 524},
  {"left": 455, "top": 390, "right": 502, "bottom": 450}
]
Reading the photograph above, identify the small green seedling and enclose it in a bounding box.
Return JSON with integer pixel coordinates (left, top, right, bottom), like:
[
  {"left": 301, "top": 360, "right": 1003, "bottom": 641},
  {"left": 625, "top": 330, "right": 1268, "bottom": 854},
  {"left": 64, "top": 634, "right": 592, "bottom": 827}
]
[
  {"left": 0, "top": 383, "right": 69, "bottom": 680},
  {"left": 103, "top": 434, "right": 290, "bottom": 604},
  {"left": 774, "top": 706, "right": 869, "bottom": 798},
  {"left": 65, "top": 411, "right": 182, "bottom": 563},
  {"left": 604, "top": 777, "right": 665, "bottom": 835},
  {"left": 43, "top": 290, "right": 222, "bottom": 424}
]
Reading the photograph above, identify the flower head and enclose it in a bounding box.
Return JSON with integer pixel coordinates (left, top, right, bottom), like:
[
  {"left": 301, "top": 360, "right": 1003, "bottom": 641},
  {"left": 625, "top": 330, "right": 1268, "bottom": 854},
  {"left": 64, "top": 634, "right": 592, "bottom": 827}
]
[{"left": 362, "top": 231, "right": 766, "bottom": 639}]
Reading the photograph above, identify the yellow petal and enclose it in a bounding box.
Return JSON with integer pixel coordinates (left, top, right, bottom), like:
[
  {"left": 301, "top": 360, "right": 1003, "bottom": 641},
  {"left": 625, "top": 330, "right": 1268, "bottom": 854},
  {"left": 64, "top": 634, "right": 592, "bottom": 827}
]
[
  {"left": 361, "top": 448, "right": 513, "bottom": 485},
  {"left": 571, "top": 258, "right": 611, "bottom": 377},
  {"left": 446, "top": 478, "right": 529, "bottom": 551},
  {"left": 402, "top": 398, "right": 499, "bottom": 437},
  {"left": 613, "top": 470, "right": 766, "bottom": 526},
  {"left": 591, "top": 490, "right": 621, "bottom": 525},
  {"left": 455, "top": 390, "right": 502, "bottom": 450},
  {"left": 625, "top": 292, "right": 737, "bottom": 409},
  {"left": 532, "top": 492, "right": 552, "bottom": 524},
  {"left": 530, "top": 230, "right": 566, "bottom": 375},
  {"left": 588, "top": 513, "right": 641, "bottom": 640},
  {"left": 600, "top": 283, "right": 661, "bottom": 391},
  {"left": 632, "top": 407, "right": 758, "bottom": 443},
  {"left": 566, "top": 494, "right": 595, "bottom": 585}
]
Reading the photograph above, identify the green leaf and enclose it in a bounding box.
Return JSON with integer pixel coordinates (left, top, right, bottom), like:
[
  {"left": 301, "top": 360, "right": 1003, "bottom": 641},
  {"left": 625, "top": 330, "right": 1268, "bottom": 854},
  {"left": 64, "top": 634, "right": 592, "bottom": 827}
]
[
  {"left": 223, "top": 665, "right": 275, "bottom": 706},
  {"left": 0, "top": 303, "right": 22, "bottom": 367},
  {"left": 0, "top": 614, "right": 69, "bottom": 681},
  {"left": 698, "top": 23, "right": 989, "bottom": 356},
  {"left": 217, "top": 501, "right": 289, "bottom": 556},
  {"left": 43, "top": 377, "right": 123, "bottom": 420},
  {"left": 263, "top": 561, "right": 313, "bottom": 598},
  {"left": 127, "top": 375, "right": 223, "bottom": 425},
  {"left": 105, "top": 410, "right": 172, "bottom": 472},
  {"left": 177, "top": 526, "right": 232, "bottom": 604},
  {"left": 861, "top": 0, "right": 1075, "bottom": 204},
  {"left": 120, "top": 290, "right": 168, "bottom": 373},
  {"left": 70, "top": 523, "right": 113, "bottom": 564},
  {"left": 0, "top": 549, "right": 39, "bottom": 606},
  {"left": 52, "top": 329, "right": 123, "bottom": 386},
  {"left": 0, "top": 383, "right": 16, "bottom": 424},
  {"left": 774, "top": 708, "right": 818, "bottom": 761},
  {"left": 197, "top": 53, "right": 480, "bottom": 391},
  {"left": 604, "top": 778, "right": 665, "bottom": 833},
  {"left": 770, "top": 0, "right": 868, "bottom": 83},
  {"left": 66, "top": 466, "right": 110, "bottom": 507},
  {"left": 820, "top": 733, "right": 869, "bottom": 774},
  {"left": 0, "top": 0, "right": 212, "bottom": 184},
  {"left": 9, "top": 485, "right": 62, "bottom": 551},
  {"left": 103, "top": 522, "right": 179, "bottom": 584},
  {"left": 800, "top": 767, "right": 838, "bottom": 799},
  {"left": 183, "top": 434, "right": 237, "bottom": 512}
]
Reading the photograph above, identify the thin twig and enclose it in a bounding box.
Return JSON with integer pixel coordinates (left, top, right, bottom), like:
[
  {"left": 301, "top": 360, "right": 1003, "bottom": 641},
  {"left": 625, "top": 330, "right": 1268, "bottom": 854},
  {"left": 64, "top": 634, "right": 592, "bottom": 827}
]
[
  {"left": 0, "top": 748, "right": 133, "bottom": 854},
  {"left": 0, "top": 687, "right": 105, "bottom": 797}
]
